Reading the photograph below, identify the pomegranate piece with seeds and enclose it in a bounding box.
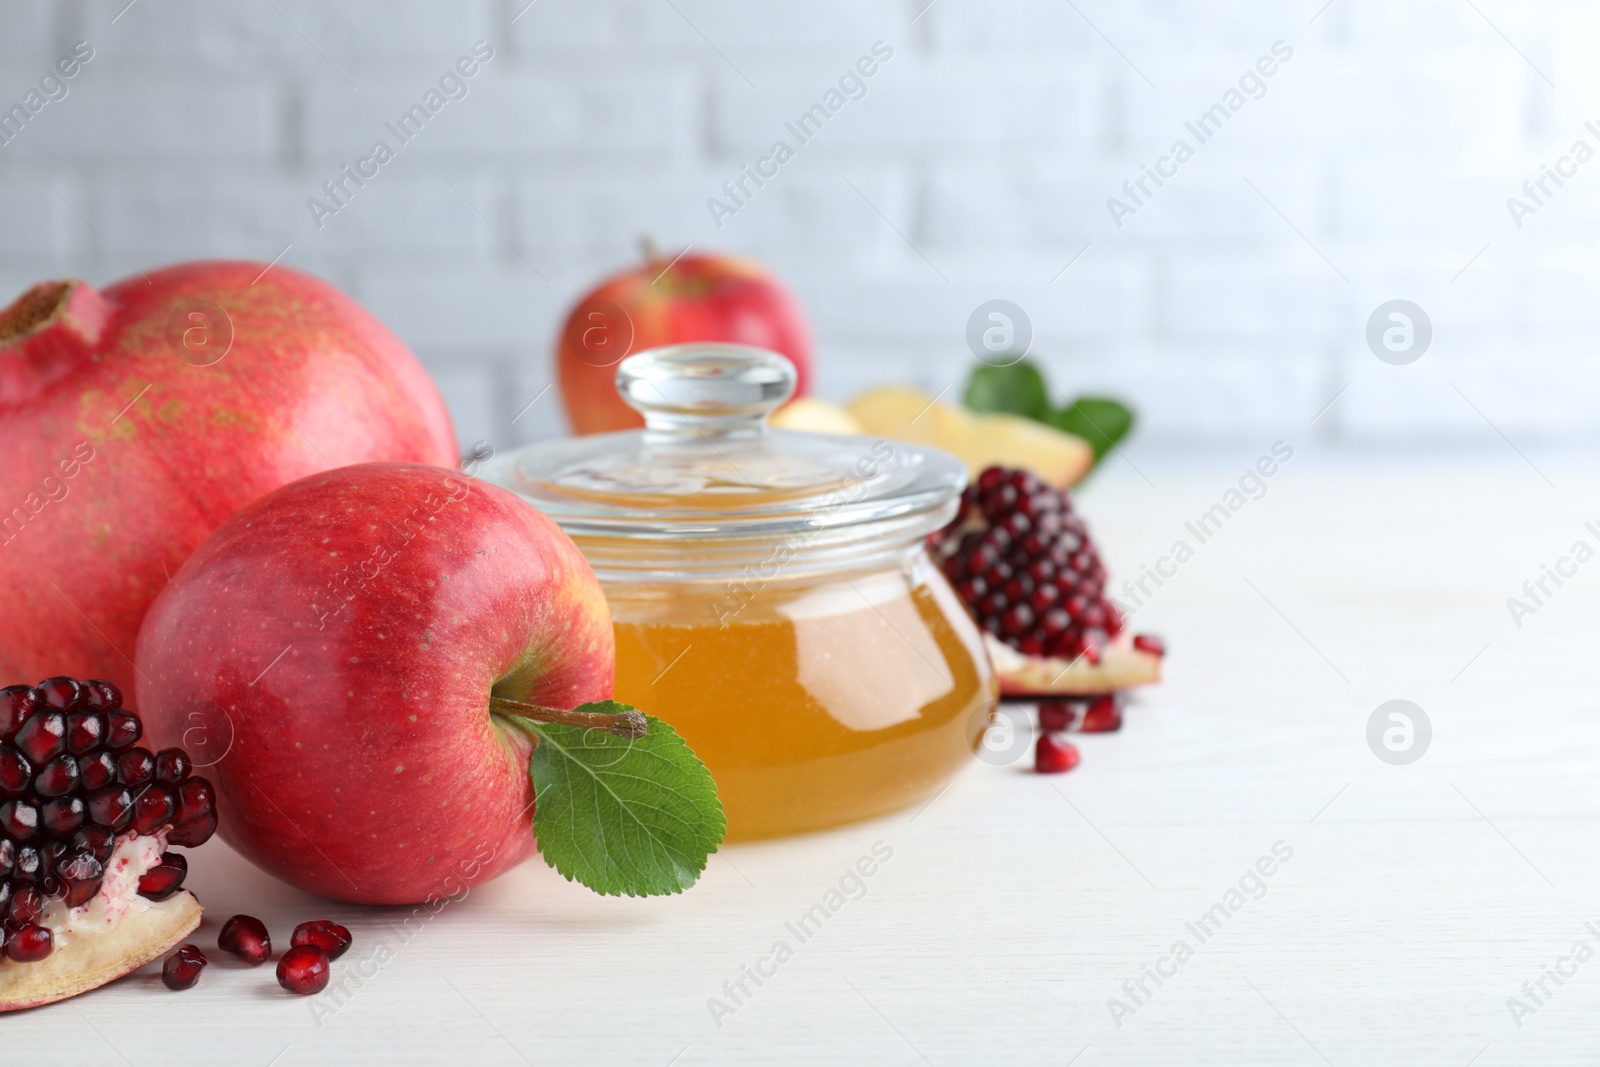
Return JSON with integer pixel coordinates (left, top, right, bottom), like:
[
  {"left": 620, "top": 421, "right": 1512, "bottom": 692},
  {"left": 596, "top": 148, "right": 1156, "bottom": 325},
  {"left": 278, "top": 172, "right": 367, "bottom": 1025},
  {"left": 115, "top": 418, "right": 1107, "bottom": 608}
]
[
  {"left": 0, "top": 678, "right": 218, "bottom": 1012},
  {"left": 276, "top": 944, "right": 331, "bottom": 995},
  {"left": 292, "top": 920, "right": 352, "bottom": 960},
  {"left": 218, "top": 914, "right": 272, "bottom": 965},
  {"left": 928, "top": 466, "right": 1164, "bottom": 697},
  {"left": 162, "top": 944, "right": 207, "bottom": 990}
]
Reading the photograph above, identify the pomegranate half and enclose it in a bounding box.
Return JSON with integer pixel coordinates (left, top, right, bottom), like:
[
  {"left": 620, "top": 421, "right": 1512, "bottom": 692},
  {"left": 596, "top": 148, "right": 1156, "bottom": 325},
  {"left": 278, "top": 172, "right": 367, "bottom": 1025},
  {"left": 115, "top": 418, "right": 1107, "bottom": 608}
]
[{"left": 0, "top": 261, "right": 458, "bottom": 696}]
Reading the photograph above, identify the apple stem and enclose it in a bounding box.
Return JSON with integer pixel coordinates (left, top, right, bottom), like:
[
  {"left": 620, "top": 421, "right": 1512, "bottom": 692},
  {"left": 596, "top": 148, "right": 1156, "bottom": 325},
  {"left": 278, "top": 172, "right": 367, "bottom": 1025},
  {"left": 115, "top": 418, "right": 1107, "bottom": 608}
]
[
  {"left": 639, "top": 235, "right": 663, "bottom": 264},
  {"left": 490, "top": 697, "right": 649, "bottom": 740}
]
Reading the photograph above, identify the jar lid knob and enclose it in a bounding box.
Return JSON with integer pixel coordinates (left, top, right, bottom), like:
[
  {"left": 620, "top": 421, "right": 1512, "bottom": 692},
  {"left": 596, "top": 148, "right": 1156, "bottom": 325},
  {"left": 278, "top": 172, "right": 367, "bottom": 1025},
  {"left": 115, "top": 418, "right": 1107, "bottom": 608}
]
[{"left": 616, "top": 343, "right": 796, "bottom": 437}]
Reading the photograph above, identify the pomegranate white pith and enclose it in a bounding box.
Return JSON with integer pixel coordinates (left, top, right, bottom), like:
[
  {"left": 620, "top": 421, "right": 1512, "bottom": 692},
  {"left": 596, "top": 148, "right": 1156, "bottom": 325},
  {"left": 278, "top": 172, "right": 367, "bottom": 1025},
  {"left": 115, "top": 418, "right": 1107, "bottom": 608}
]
[
  {"left": 987, "top": 633, "right": 1161, "bottom": 697},
  {"left": 0, "top": 829, "right": 202, "bottom": 1011}
]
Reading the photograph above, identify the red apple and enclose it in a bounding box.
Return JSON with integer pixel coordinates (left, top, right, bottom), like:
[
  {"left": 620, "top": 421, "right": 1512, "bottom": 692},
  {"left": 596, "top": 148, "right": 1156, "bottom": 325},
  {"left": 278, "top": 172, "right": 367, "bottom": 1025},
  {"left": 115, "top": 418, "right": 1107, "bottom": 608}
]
[
  {"left": 0, "top": 262, "right": 457, "bottom": 697},
  {"left": 556, "top": 247, "right": 812, "bottom": 434},
  {"left": 134, "top": 462, "right": 613, "bottom": 905}
]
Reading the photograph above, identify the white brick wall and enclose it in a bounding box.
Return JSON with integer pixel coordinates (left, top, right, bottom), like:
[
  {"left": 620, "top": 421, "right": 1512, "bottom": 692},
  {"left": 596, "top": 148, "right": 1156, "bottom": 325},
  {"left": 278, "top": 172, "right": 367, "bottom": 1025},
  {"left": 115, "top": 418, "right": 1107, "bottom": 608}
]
[{"left": 1, "top": 0, "right": 1597, "bottom": 453}]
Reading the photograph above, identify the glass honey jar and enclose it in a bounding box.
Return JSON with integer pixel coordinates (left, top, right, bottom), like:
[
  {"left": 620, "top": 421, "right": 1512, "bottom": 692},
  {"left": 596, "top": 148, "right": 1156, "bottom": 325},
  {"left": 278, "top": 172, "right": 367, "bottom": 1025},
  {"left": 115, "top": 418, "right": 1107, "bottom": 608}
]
[{"left": 480, "top": 344, "right": 995, "bottom": 839}]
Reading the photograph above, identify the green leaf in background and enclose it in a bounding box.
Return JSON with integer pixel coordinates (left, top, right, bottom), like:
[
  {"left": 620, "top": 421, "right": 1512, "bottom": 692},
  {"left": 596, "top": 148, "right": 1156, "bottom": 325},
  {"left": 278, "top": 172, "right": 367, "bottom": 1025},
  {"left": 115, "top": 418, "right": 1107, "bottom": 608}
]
[
  {"left": 963, "top": 361, "right": 1051, "bottom": 421},
  {"left": 1050, "top": 397, "right": 1136, "bottom": 462},
  {"left": 519, "top": 702, "right": 725, "bottom": 898}
]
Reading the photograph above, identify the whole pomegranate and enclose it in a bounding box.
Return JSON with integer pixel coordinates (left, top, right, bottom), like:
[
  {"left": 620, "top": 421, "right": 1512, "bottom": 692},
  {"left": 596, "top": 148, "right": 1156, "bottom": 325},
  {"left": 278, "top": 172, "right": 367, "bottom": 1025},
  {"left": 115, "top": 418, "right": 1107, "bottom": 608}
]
[{"left": 0, "top": 261, "right": 456, "bottom": 695}]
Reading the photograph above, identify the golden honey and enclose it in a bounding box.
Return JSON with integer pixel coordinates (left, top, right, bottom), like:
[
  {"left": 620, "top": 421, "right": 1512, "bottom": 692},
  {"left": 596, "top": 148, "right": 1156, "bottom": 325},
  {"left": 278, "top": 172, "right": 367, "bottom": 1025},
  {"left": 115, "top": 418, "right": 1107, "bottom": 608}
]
[{"left": 610, "top": 559, "right": 995, "bottom": 840}]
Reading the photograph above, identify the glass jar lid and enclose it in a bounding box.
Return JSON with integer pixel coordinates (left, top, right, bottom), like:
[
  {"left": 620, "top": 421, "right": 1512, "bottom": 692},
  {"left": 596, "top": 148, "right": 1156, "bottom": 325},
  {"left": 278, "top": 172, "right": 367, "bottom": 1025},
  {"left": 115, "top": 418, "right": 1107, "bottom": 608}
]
[{"left": 476, "top": 344, "right": 966, "bottom": 575}]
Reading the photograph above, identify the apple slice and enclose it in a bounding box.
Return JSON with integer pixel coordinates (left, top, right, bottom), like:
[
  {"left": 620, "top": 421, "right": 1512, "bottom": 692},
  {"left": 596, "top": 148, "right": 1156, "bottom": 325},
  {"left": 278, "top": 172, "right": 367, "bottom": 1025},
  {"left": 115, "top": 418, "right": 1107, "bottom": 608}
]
[
  {"left": 769, "top": 396, "right": 863, "bottom": 434},
  {"left": 848, "top": 385, "right": 1094, "bottom": 487},
  {"left": 986, "top": 632, "right": 1161, "bottom": 698}
]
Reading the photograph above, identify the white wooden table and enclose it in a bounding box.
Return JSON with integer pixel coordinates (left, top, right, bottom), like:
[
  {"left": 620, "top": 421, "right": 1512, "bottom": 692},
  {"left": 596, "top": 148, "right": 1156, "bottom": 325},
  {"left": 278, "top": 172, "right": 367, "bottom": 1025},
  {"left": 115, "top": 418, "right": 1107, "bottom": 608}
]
[{"left": 16, "top": 446, "right": 1600, "bottom": 1065}]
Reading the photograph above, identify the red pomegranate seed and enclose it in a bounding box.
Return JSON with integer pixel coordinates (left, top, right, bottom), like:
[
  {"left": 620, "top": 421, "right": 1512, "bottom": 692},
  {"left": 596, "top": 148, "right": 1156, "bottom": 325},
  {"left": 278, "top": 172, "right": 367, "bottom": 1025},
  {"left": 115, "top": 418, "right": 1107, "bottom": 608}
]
[
  {"left": 116, "top": 749, "right": 155, "bottom": 788},
  {"left": 33, "top": 754, "right": 80, "bottom": 798},
  {"left": 10, "top": 885, "right": 43, "bottom": 924},
  {"left": 168, "top": 810, "right": 217, "bottom": 848},
  {"left": 1000, "top": 603, "right": 1034, "bottom": 635},
  {"left": 79, "top": 751, "right": 117, "bottom": 792},
  {"left": 5, "top": 923, "right": 51, "bottom": 962},
  {"left": 1035, "top": 735, "right": 1080, "bottom": 774},
  {"left": 1133, "top": 634, "right": 1165, "bottom": 657},
  {"left": 57, "top": 850, "right": 104, "bottom": 907},
  {"left": 163, "top": 944, "right": 207, "bottom": 990},
  {"left": 276, "top": 945, "right": 330, "bottom": 995},
  {"left": 1080, "top": 696, "right": 1123, "bottom": 733},
  {"left": 80, "top": 680, "right": 122, "bottom": 712},
  {"left": 154, "top": 749, "right": 191, "bottom": 784},
  {"left": 87, "top": 787, "right": 133, "bottom": 831},
  {"left": 292, "top": 920, "right": 353, "bottom": 960},
  {"left": 0, "top": 687, "right": 37, "bottom": 741},
  {"left": 64, "top": 711, "right": 104, "bottom": 755},
  {"left": 14, "top": 712, "right": 65, "bottom": 765},
  {"left": 40, "top": 796, "right": 86, "bottom": 837},
  {"left": 72, "top": 826, "right": 115, "bottom": 864},
  {"left": 219, "top": 914, "right": 271, "bottom": 965},
  {"left": 34, "top": 677, "right": 84, "bottom": 712},
  {"left": 130, "top": 785, "right": 176, "bottom": 835},
  {"left": 138, "top": 852, "right": 188, "bottom": 901},
  {"left": 169, "top": 778, "right": 217, "bottom": 846},
  {"left": 0, "top": 800, "right": 38, "bottom": 841},
  {"left": 0, "top": 747, "right": 30, "bottom": 797},
  {"left": 1038, "top": 700, "right": 1075, "bottom": 732},
  {"left": 103, "top": 711, "right": 141, "bottom": 750}
]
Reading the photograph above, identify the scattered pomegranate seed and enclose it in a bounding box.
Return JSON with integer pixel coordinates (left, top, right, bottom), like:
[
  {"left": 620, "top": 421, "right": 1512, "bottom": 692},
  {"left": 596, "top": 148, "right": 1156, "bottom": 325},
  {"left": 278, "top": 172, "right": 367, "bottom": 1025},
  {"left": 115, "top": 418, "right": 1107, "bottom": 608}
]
[
  {"left": 1133, "top": 634, "right": 1165, "bottom": 657},
  {"left": 292, "top": 920, "right": 353, "bottom": 960},
  {"left": 218, "top": 914, "right": 271, "bottom": 965},
  {"left": 1038, "top": 701, "right": 1075, "bottom": 732},
  {"left": 276, "top": 945, "right": 330, "bottom": 995},
  {"left": 1080, "top": 696, "right": 1123, "bottom": 733},
  {"left": 162, "top": 944, "right": 207, "bottom": 990},
  {"left": 1035, "top": 734, "right": 1080, "bottom": 774}
]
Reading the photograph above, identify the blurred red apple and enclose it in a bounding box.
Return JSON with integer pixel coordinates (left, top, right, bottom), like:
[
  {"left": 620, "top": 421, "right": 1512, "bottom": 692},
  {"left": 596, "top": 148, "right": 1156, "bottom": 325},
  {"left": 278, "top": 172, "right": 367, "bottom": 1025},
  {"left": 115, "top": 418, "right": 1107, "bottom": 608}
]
[
  {"left": 135, "top": 462, "right": 615, "bottom": 905},
  {"left": 556, "top": 247, "right": 812, "bottom": 434},
  {"left": 0, "top": 262, "right": 457, "bottom": 696}
]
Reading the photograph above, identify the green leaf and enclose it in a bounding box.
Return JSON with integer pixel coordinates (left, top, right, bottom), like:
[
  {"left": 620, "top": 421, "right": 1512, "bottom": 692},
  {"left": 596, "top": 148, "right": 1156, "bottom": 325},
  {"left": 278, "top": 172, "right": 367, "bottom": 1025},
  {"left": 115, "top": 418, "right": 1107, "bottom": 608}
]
[
  {"left": 963, "top": 361, "right": 1051, "bottom": 421},
  {"left": 518, "top": 702, "right": 726, "bottom": 897},
  {"left": 1049, "top": 397, "right": 1136, "bottom": 461}
]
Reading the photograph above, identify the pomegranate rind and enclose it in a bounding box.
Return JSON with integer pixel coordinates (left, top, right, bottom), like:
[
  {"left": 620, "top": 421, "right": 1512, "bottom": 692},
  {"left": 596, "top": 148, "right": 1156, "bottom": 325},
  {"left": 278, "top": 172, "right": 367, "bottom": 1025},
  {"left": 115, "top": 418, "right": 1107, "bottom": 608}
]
[
  {"left": 0, "top": 890, "right": 201, "bottom": 1012},
  {"left": 988, "top": 632, "right": 1161, "bottom": 697}
]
